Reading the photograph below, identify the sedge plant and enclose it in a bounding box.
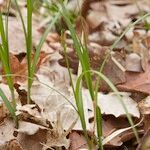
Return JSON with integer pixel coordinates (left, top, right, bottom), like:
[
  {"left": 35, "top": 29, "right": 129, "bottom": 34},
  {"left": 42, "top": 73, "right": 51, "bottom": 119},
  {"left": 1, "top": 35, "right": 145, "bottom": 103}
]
[
  {"left": 59, "top": 2, "right": 102, "bottom": 148},
  {"left": 0, "top": 0, "right": 60, "bottom": 126},
  {"left": 0, "top": 0, "right": 18, "bottom": 125},
  {"left": 13, "top": 0, "right": 61, "bottom": 104},
  {"left": 58, "top": 1, "right": 150, "bottom": 149}
]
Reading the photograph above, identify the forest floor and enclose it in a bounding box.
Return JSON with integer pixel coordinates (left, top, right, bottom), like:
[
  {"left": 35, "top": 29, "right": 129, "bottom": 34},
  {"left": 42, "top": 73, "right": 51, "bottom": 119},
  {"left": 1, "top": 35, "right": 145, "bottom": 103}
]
[{"left": 0, "top": 0, "right": 150, "bottom": 150}]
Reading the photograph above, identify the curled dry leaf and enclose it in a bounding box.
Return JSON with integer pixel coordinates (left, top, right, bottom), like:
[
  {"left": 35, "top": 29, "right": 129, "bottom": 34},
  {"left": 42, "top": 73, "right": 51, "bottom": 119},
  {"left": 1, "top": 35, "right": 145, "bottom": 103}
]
[
  {"left": 100, "top": 117, "right": 139, "bottom": 147},
  {"left": 84, "top": 90, "right": 140, "bottom": 118},
  {"left": 101, "top": 119, "right": 122, "bottom": 147},
  {"left": 16, "top": 104, "right": 51, "bottom": 128}
]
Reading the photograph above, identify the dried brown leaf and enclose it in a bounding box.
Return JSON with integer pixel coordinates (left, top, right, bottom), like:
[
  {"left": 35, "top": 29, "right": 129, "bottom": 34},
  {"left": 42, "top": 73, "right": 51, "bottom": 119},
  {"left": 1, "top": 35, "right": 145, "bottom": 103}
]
[{"left": 117, "top": 66, "right": 150, "bottom": 94}]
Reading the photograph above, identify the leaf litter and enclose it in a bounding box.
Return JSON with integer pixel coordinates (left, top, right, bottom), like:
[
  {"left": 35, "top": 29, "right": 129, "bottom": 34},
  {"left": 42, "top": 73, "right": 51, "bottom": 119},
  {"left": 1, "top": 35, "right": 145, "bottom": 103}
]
[{"left": 0, "top": 0, "right": 150, "bottom": 149}]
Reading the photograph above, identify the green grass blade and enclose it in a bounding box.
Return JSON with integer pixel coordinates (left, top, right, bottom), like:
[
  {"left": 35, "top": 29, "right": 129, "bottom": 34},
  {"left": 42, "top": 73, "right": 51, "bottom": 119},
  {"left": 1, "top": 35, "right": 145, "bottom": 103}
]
[
  {"left": 5, "top": 0, "right": 11, "bottom": 60},
  {"left": 96, "top": 105, "right": 103, "bottom": 150},
  {"left": 0, "top": 12, "right": 9, "bottom": 58},
  {"left": 0, "top": 88, "right": 17, "bottom": 122},
  {"left": 61, "top": 31, "right": 76, "bottom": 95},
  {"left": 30, "top": 12, "right": 60, "bottom": 83},
  {"left": 75, "top": 77, "right": 93, "bottom": 149},
  {"left": 26, "top": 0, "right": 33, "bottom": 103}
]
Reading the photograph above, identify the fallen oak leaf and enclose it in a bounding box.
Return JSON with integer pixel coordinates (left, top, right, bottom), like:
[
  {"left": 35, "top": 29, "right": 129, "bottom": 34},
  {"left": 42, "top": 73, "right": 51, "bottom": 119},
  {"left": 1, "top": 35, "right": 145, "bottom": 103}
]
[
  {"left": 85, "top": 90, "right": 140, "bottom": 118},
  {"left": 117, "top": 64, "right": 150, "bottom": 94}
]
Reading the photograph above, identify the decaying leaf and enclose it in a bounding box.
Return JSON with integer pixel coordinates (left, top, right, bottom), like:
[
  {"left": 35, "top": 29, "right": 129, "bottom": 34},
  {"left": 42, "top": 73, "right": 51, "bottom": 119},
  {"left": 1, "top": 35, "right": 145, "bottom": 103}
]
[
  {"left": 84, "top": 90, "right": 140, "bottom": 118},
  {"left": 117, "top": 66, "right": 150, "bottom": 94},
  {"left": 0, "top": 118, "right": 16, "bottom": 145},
  {"left": 18, "top": 129, "right": 47, "bottom": 150}
]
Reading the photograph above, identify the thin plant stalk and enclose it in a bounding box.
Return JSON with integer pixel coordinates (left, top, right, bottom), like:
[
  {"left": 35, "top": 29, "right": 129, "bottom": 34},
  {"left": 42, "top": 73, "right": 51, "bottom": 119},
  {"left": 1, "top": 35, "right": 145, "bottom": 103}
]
[
  {"left": 30, "top": 12, "right": 60, "bottom": 81},
  {"left": 59, "top": 2, "right": 102, "bottom": 149},
  {"left": 26, "top": 0, "right": 33, "bottom": 104},
  {"left": 61, "top": 31, "right": 76, "bottom": 95}
]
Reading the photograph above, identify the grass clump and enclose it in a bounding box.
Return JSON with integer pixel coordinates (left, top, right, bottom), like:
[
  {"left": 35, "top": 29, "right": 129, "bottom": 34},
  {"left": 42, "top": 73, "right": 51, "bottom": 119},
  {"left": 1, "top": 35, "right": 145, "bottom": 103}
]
[
  {"left": 13, "top": 0, "right": 61, "bottom": 104},
  {"left": 57, "top": 1, "right": 150, "bottom": 149},
  {"left": 0, "top": 0, "right": 17, "bottom": 125},
  {"left": 0, "top": 0, "right": 60, "bottom": 125}
]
